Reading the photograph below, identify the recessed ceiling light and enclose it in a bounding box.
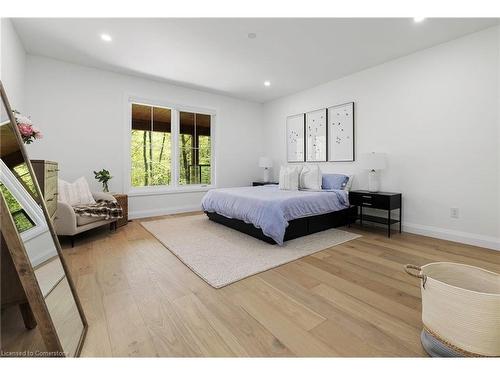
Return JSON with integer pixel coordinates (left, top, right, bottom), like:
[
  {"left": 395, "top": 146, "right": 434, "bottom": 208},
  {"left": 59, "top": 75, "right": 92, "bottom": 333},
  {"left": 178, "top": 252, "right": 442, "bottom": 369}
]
[
  {"left": 264, "top": 81, "right": 271, "bottom": 87},
  {"left": 413, "top": 17, "right": 425, "bottom": 23},
  {"left": 100, "top": 33, "right": 112, "bottom": 42},
  {"left": 248, "top": 33, "right": 257, "bottom": 39}
]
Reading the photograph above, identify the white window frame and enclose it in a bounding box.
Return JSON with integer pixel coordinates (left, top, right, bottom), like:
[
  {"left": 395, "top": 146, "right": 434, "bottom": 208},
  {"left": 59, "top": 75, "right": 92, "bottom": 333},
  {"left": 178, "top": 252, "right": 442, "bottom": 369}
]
[
  {"left": 124, "top": 95, "right": 216, "bottom": 196},
  {"left": 0, "top": 159, "right": 48, "bottom": 241}
]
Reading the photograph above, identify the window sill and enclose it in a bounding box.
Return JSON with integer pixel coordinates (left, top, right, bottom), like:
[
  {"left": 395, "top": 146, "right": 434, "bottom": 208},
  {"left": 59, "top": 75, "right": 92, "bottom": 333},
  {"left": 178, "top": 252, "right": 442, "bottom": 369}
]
[{"left": 127, "top": 185, "right": 214, "bottom": 197}]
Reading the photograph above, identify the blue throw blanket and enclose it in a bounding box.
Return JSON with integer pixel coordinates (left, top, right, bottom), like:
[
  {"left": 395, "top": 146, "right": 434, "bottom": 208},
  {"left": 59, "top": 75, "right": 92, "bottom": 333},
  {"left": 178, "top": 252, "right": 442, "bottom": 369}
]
[{"left": 201, "top": 185, "right": 349, "bottom": 245}]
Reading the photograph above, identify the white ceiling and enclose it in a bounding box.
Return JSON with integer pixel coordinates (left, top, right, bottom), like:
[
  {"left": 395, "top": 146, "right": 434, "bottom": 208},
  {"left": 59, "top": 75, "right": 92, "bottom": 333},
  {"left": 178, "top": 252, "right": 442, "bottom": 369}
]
[{"left": 12, "top": 18, "right": 499, "bottom": 102}]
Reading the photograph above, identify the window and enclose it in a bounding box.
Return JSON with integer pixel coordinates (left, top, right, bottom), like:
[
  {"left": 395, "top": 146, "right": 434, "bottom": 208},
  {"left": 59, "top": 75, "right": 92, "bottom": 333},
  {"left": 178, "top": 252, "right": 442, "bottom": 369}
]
[
  {"left": 179, "top": 112, "right": 211, "bottom": 185},
  {"left": 131, "top": 104, "right": 172, "bottom": 187},
  {"left": 129, "top": 100, "right": 214, "bottom": 192}
]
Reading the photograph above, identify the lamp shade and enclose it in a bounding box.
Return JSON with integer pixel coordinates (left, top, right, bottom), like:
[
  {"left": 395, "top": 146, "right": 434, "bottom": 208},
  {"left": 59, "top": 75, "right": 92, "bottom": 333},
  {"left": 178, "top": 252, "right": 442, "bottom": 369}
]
[
  {"left": 360, "top": 152, "right": 387, "bottom": 170},
  {"left": 259, "top": 156, "right": 273, "bottom": 168}
]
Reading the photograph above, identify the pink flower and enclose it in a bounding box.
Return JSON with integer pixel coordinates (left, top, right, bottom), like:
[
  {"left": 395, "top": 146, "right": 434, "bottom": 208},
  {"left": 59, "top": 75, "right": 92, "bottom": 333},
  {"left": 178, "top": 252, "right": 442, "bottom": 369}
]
[
  {"left": 13, "top": 110, "right": 42, "bottom": 144},
  {"left": 18, "top": 124, "right": 34, "bottom": 137}
]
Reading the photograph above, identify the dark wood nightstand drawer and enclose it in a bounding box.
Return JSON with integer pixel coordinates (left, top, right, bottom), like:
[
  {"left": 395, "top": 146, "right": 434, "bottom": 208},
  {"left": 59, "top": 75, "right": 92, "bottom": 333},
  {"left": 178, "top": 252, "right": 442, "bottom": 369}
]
[
  {"left": 252, "top": 181, "right": 278, "bottom": 186},
  {"left": 349, "top": 192, "right": 390, "bottom": 209}
]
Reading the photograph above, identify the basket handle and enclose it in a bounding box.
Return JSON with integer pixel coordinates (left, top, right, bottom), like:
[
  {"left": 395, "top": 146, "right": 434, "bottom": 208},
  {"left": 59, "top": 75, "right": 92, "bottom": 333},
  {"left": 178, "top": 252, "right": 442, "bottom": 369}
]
[{"left": 404, "top": 264, "right": 428, "bottom": 288}]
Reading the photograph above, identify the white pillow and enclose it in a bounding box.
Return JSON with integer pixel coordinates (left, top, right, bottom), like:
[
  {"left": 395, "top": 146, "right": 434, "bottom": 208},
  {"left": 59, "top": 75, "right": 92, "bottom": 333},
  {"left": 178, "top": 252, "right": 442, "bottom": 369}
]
[
  {"left": 299, "top": 164, "right": 322, "bottom": 190},
  {"left": 279, "top": 166, "right": 300, "bottom": 190},
  {"left": 58, "top": 177, "right": 96, "bottom": 206},
  {"left": 344, "top": 175, "right": 354, "bottom": 191}
]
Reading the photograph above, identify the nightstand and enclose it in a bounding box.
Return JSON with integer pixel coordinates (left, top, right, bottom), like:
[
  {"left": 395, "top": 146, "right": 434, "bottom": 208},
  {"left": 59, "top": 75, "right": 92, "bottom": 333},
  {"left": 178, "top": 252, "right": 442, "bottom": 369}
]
[
  {"left": 252, "top": 181, "right": 279, "bottom": 186},
  {"left": 349, "top": 190, "right": 402, "bottom": 237},
  {"left": 112, "top": 193, "right": 129, "bottom": 227}
]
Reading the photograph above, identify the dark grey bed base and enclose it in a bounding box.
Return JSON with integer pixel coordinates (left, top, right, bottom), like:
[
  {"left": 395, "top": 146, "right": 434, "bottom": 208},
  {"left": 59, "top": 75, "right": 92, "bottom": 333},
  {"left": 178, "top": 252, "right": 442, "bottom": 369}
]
[{"left": 205, "top": 205, "right": 357, "bottom": 245}]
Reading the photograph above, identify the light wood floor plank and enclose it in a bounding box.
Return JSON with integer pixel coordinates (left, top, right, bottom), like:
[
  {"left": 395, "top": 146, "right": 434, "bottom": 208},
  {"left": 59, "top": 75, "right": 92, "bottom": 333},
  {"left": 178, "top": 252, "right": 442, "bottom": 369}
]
[
  {"left": 325, "top": 244, "right": 420, "bottom": 286},
  {"left": 194, "top": 287, "right": 293, "bottom": 357},
  {"left": 394, "top": 233, "right": 500, "bottom": 265},
  {"left": 170, "top": 294, "right": 236, "bottom": 356},
  {"left": 371, "top": 236, "right": 500, "bottom": 273},
  {"left": 319, "top": 253, "right": 422, "bottom": 303},
  {"left": 102, "top": 290, "right": 158, "bottom": 357},
  {"left": 242, "top": 277, "right": 327, "bottom": 331},
  {"left": 131, "top": 286, "right": 204, "bottom": 357},
  {"left": 311, "top": 283, "right": 425, "bottom": 356},
  {"left": 287, "top": 259, "right": 422, "bottom": 328},
  {"left": 76, "top": 273, "right": 112, "bottom": 357},
  {"left": 231, "top": 288, "right": 338, "bottom": 356},
  {"left": 259, "top": 270, "right": 419, "bottom": 356}
]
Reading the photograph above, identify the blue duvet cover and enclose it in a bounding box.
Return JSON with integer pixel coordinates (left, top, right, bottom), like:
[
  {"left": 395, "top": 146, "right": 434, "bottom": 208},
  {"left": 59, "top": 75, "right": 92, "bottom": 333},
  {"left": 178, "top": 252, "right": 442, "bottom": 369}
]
[{"left": 201, "top": 185, "right": 349, "bottom": 245}]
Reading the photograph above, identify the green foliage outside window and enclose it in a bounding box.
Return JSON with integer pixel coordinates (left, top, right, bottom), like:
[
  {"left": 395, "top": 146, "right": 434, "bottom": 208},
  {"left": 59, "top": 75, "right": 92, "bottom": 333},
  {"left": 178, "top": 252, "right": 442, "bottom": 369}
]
[
  {"left": 198, "top": 136, "right": 211, "bottom": 185},
  {"left": 131, "top": 130, "right": 172, "bottom": 187},
  {"left": 178, "top": 135, "right": 211, "bottom": 185},
  {"left": 13, "top": 163, "right": 38, "bottom": 199},
  {"left": 0, "top": 183, "right": 35, "bottom": 233},
  {"left": 130, "top": 105, "right": 211, "bottom": 187}
]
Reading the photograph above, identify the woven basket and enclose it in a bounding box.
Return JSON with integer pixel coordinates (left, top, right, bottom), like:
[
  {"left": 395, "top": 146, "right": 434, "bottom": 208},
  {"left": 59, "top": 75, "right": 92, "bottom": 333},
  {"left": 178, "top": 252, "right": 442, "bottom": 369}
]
[{"left": 405, "top": 262, "right": 500, "bottom": 357}]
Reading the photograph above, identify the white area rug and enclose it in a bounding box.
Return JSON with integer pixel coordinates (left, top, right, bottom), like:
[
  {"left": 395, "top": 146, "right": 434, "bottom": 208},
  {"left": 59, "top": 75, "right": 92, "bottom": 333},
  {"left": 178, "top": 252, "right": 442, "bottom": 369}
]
[{"left": 141, "top": 214, "right": 361, "bottom": 288}]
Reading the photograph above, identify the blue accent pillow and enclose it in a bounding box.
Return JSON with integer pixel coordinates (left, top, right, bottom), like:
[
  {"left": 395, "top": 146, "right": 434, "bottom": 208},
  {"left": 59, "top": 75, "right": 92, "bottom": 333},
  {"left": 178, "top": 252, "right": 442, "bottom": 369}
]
[{"left": 322, "top": 174, "right": 349, "bottom": 190}]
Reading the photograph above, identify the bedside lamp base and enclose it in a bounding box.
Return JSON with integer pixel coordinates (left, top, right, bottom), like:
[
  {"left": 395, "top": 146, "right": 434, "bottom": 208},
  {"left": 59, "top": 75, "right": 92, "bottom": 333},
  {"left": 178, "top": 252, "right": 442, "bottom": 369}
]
[
  {"left": 368, "top": 170, "right": 379, "bottom": 192},
  {"left": 263, "top": 168, "right": 271, "bottom": 183}
]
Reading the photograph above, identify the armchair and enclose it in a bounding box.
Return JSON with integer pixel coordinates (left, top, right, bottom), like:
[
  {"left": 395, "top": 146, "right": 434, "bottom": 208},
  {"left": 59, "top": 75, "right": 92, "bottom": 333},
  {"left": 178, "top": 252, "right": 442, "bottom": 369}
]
[{"left": 54, "top": 192, "right": 118, "bottom": 247}]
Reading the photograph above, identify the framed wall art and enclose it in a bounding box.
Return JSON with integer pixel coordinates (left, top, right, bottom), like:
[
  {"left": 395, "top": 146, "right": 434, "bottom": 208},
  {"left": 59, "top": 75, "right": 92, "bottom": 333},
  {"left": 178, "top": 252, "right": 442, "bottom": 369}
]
[
  {"left": 286, "top": 113, "right": 305, "bottom": 162},
  {"left": 327, "top": 102, "right": 354, "bottom": 161},
  {"left": 305, "top": 108, "right": 327, "bottom": 162}
]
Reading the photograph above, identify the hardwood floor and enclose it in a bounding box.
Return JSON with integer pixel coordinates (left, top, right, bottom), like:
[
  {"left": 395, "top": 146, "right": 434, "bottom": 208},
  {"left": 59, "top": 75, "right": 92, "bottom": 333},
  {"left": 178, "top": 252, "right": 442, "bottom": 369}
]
[{"left": 3, "top": 212, "right": 500, "bottom": 357}]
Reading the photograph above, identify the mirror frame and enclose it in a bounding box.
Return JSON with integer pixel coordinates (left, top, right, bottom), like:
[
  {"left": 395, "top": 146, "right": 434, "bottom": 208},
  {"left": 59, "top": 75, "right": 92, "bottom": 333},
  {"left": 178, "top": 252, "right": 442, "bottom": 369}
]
[{"left": 0, "top": 80, "right": 88, "bottom": 357}]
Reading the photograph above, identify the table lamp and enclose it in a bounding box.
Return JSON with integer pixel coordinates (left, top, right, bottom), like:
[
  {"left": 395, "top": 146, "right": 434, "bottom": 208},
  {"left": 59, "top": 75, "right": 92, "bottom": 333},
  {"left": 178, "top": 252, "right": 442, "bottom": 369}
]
[
  {"left": 259, "top": 157, "right": 273, "bottom": 183},
  {"left": 361, "top": 152, "right": 386, "bottom": 192}
]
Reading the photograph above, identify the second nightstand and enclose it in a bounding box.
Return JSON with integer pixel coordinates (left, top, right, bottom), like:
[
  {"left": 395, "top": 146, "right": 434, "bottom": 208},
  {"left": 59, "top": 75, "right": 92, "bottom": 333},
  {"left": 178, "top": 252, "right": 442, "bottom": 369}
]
[{"left": 349, "top": 190, "right": 402, "bottom": 237}]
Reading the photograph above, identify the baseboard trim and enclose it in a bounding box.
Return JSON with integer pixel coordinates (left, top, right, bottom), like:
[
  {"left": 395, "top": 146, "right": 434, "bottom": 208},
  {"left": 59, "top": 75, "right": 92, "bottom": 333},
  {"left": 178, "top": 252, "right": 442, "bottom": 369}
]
[
  {"left": 403, "top": 222, "right": 500, "bottom": 251},
  {"left": 129, "top": 205, "right": 201, "bottom": 220}
]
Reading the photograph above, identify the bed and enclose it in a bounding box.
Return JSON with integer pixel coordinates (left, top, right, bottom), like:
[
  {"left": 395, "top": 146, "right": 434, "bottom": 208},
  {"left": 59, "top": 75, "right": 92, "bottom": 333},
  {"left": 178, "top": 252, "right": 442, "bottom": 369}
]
[{"left": 202, "top": 185, "right": 356, "bottom": 245}]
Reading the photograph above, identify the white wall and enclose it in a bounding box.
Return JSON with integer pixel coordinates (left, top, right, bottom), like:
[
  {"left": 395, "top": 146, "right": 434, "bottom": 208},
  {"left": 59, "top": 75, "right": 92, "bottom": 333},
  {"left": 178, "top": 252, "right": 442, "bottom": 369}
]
[
  {"left": 0, "top": 18, "right": 26, "bottom": 111},
  {"left": 24, "top": 56, "right": 264, "bottom": 218},
  {"left": 263, "top": 26, "right": 500, "bottom": 250}
]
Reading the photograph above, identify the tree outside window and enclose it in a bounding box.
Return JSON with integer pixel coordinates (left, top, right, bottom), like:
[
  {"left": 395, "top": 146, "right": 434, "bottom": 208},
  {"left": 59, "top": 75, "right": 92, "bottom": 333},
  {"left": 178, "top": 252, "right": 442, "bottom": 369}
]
[{"left": 130, "top": 103, "right": 212, "bottom": 188}]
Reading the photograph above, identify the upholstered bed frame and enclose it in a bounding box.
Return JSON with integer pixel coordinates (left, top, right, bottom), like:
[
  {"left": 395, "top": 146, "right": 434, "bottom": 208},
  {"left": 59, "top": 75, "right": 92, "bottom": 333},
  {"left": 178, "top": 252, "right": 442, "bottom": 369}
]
[{"left": 205, "top": 205, "right": 357, "bottom": 245}]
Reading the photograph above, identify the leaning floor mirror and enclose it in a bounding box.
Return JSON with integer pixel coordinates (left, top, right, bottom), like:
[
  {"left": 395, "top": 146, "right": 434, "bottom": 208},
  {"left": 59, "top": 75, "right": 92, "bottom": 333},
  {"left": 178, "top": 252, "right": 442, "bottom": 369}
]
[{"left": 0, "top": 81, "right": 87, "bottom": 357}]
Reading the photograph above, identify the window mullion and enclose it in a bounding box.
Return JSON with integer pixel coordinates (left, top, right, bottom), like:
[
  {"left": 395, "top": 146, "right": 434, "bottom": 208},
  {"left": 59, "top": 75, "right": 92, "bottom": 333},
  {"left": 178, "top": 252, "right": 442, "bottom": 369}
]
[
  {"left": 172, "top": 109, "right": 179, "bottom": 188},
  {"left": 194, "top": 112, "right": 197, "bottom": 184},
  {"left": 150, "top": 106, "right": 153, "bottom": 185}
]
